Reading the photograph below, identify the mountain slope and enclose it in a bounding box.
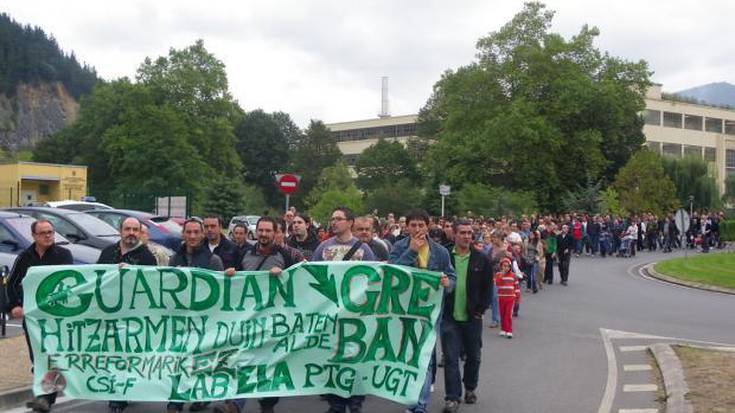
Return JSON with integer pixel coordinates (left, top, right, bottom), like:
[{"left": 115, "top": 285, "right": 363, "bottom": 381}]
[{"left": 674, "top": 82, "right": 735, "bottom": 107}]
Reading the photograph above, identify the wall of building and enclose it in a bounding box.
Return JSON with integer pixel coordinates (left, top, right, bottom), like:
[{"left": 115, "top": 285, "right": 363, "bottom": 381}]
[{"left": 0, "top": 162, "right": 87, "bottom": 207}]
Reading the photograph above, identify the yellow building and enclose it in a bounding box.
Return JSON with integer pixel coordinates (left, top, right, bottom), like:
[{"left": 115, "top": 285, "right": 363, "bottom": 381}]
[{"left": 0, "top": 162, "right": 88, "bottom": 207}]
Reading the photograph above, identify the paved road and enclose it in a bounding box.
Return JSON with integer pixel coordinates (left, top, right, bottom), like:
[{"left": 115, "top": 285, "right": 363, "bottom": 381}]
[{"left": 4, "top": 249, "right": 735, "bottom": 413}]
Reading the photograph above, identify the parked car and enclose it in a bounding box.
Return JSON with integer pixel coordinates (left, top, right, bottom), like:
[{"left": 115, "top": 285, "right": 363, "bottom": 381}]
[
  {"left": 5, "top": 207, "right": 119, "bottom": 250},
  {"left": 228, "top": 215, "right": 260, "bottom": 240},
  {"left": 0, "top": 211, "right": 101, "bottom": 264},
  {"left": 85, "top": 209, "right": 182, "bottom": 250},
  {"left": 45, "top": 200, "right": 113, "bottom": 211}
]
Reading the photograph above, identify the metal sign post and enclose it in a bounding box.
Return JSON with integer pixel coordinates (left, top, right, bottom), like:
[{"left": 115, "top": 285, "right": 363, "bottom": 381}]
[{"left": 439, "top": 184, "right": 451, "bottom": 217}]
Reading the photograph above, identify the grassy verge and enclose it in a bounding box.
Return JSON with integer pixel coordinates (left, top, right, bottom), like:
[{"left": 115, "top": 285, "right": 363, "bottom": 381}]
[
  {"left": 673, "top": 345, "right": 735, "bottom": 412},
  {"left": 654, "top": 252, "right": 735, "bottom": 290}
]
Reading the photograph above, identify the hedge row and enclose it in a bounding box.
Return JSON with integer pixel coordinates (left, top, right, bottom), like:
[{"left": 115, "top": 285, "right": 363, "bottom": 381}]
[{"left": 720, "top": 220, "right": 735, "bottom": 241}]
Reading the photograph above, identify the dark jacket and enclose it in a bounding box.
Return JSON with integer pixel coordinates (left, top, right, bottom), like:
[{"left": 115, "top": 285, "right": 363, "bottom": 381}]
[
  {"left": 389, "top": 236, "right": 456, "bottom": 292},
  {"left": 556, "top": 233, "right": 575, "bottom": 255},
  {"left": 6, "top": 243, "right": 73, "bottom": 310},
  {"left": 170, "top": 241, "right": 224, "bottom": 270},
  {"left": 97, "top": 242, "right": 157, "bottom": 265},
  {"left": 446, "top": 247, "right": 492, "bottom": 320},
  {"left": 368, "top": 239, "right": 390, "bottom": 261},
  {"left": 211, "top": 237, "right": 243, "bottom": 269},
  {"left": 286, "top": 232, "right": 320, "bottom": 261}
]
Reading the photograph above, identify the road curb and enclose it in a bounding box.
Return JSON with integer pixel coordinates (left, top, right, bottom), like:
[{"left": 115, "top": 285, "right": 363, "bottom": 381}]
[
  {"left": 649, "top": 344, "right": 692, "bottom": 413},
  {"left": 644, "top": 263, "right": 735, "bottom": 295},
  {"left": 0, "top": 386, "right": 32, "bottom": 410}
]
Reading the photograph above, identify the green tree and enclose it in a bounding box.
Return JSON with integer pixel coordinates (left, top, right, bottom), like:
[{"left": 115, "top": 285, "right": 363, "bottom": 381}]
[
  {"left": 289, "top": 120, "right": 342, "bottom": 207},
  {"left": 234, "top": 110, "right": 295, "bottom": 206},
  {"left": 613, "top": 150, "right": 677, "bottom": 216},
  {"left": 241, "top": 184, "right": 270, "bottom": 215},
  {"left": 34, "top": 41, "right": 246, "bottom": 209},
  {"left": 364, "top": 179, "right": 424, "bottom": 217},
  {"left": 309, "top": 187, "right": 364, "bottom": 226},
  {"left": 137, "top": 40, "right": 241, "bottom": 179},
  {"left": 457, "top": 183, "right": 537, "bottom": 218},
  {"left": 724, "top": 175, "right": 735, "bottom": 205},
  {"left": 599, "top": 187, "right": 625, "bottom": 216},
  {"left": 418, "top": 2, "right": 650, "bottom": 211},
  {"left": 561, "top": 176, "right": 602, "bottom": 214},
  {"left": 201, "top": 177, "right": 248, "bottom": 222},
  {"left": 306, "top": 160, "right": 363, "bottom": 223},
  {"left": 662, "top": 156, "right": 722, "bottom": 210},
  {"left": 354, "top": 138, "right": 420, "bottom": 192}
]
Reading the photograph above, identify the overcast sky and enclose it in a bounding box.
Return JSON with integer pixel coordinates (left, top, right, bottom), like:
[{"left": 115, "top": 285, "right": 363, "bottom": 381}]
[{"left": 4, "top": 0, "right": 734, "bottom": 127}]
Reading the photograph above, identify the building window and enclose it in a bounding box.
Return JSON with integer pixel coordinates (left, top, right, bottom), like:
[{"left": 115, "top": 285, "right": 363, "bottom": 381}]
[
  {"left": 644, "top": 110, "right": 661, "bottom": 126},
  {"left": 646, "top": 141, "right": 661, "bottom": 153},
  {"left": 705, "top": 117, "right": 723, "bottom": 133},
  {"left": 725, "top": 120, "right": 735, "bottom": 135},
  {"left": 663, "top": 112, "right": 682, "bottom": 128},
  {"left": 662, "top": 143, "right": 682, "bottom": 158},
  {"left": 704, "top": 147, "right": 716, "bottom": 162},
  {"left": 684, "top": 114, "right": 703, "bottom": 131},
  {"left": 683, "top": 145, "right": 702, "bottom": 159},
  {"left": 39, "top": 184, "right": 50, "bottom": 195},
  {"left": 726, "top": 149, "right": 735, "bottom": 169}
]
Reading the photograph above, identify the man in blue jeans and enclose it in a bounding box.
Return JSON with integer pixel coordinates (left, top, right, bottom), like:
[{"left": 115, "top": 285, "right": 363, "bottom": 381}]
[
  {"left": 441, "top": 219, "right": 492, "bottom": 412},
  {"left": 389, "top": 209, "right": 455, "bottom": 413}
]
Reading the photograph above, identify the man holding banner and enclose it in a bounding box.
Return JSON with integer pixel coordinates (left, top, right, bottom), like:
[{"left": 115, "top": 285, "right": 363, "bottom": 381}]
[
  {"left": 168, "top": 218, "right": 224, "bottom": 413},
  {"left": 6, "top": 219, "right": 73, "bottom": 413},
  {"left": 389, "top": 209, "right": 455, "bottom": 413},
  {"left": 217, "top": 216, "right": 299, "bottom": 413},
  {"left": 312, "top": 206, "right": 375, "bottom": 413},
  {"left": 97, "top": 216, "right": 157, "bottom": 413}
]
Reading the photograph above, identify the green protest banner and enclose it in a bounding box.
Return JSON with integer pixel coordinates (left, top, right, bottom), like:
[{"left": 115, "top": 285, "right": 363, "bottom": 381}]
[{"left": 23, "top": 262, "right": 443, "bottom": 404}]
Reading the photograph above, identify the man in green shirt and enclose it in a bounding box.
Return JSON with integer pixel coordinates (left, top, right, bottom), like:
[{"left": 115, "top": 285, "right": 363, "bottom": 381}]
[{"left": 443, "top": 219, "right": 493, "bottom": 412}]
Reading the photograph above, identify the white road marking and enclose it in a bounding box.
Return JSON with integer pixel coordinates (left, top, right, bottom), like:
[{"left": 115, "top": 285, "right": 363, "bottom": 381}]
[
  {"left": 606, "top": 328, "right": 735, "bottom": 347},
  {"left": 620, "top": 345, "right": 648, "bottom": 352},
  {"left": 597, "top": 328, "right": 619, "bottom": 413},
  {"left": 623, "top": 384, "right": 658, "bottom": 392},
  {"left": 623, "top": 364, "right": 652, "bottom": 372}
]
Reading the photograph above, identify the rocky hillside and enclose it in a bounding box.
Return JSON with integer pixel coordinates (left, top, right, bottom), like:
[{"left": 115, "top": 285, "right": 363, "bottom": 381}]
[
  {"left": 0, "top": 13, "right": 96, "bottom": 151},
  {"left": 0, "top": 82, "right": 79, "bottom": 150}
]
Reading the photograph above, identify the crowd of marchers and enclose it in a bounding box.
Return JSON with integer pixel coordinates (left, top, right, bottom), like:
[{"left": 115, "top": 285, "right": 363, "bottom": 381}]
[{"left": 6, "top": 205, "right": 728, "bottom": 413}]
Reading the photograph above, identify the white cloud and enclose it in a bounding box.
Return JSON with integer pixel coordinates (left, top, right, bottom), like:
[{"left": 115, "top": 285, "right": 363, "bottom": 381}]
[{"left": 3, "top": 0, "right": 734, "bottom": 126}]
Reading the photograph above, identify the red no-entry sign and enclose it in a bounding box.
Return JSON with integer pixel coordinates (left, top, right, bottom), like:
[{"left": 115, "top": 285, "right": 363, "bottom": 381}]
[{"left": 277, "top": 174, "right": 299, "bottom": 194}]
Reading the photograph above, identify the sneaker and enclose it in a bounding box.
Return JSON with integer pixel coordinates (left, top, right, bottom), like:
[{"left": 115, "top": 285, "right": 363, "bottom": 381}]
[
  {"left": 430, "top": 384, "right": 435, "bottom": 392},
  {"left": 27, "top": 398, "right": 51, "bottom": 413},
  {"left": 190, "top": 402, "right": 211, "bottom": 411},
  {"left": 489, "top": 322, "right": 499, "bottom": 328},
  {"left": 499, "top": 330, "right": 507, "bottom": 337},
  {"left": 507, "top": 333, "right": 513, "bottom": 339},
  {"left": 443, "top": 400, "right": 460, "bottom": 413},
  {"left": 464, "top": 390, "right": 478, "bottom": 404}
]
